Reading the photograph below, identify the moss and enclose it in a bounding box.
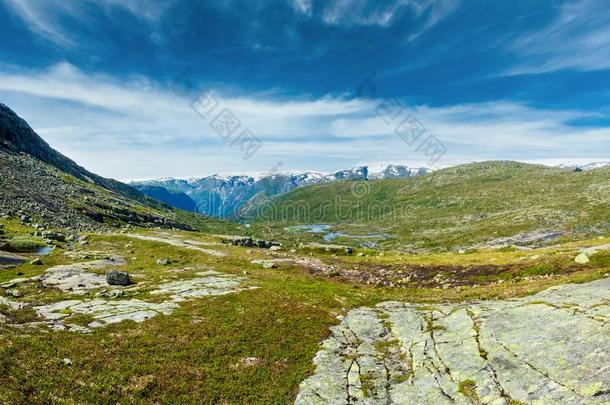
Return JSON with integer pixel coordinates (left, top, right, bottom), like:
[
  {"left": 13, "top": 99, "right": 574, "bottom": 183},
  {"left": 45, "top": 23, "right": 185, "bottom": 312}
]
[
  {"left": 424, "top": 319, "right": 445, "bottom": 333},
  {"left": 458, "top": 380, "right": 481, "bottom": 404},
  {"left": 360, "top": 371, "right": 377, "bottom": 398}
]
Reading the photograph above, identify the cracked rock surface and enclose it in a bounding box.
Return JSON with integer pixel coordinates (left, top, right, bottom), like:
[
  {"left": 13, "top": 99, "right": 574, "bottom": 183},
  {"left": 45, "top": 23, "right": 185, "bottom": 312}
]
[
  {"left": 34, "top": 269, "right": 253, "bottom": 333},
  {"left": 296, "top": 277, "right": 610, "bottom": 404}
]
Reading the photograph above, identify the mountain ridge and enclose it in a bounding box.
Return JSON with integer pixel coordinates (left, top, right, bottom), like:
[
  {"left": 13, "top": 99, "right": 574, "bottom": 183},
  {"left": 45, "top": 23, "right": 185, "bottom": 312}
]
[{"left": 131, "top": 164, "right": 432, "bottom": 218}]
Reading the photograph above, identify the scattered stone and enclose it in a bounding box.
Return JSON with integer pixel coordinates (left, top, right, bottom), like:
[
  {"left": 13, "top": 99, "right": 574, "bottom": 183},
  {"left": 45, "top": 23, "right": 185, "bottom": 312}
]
[
  {"left": 63, "top": 358, "right": 73, "bottom": 366},
  {"left": 30, "top": 258, "right": 43, "bottom": 265},
  {"left": 5, "top": 289, "right": 21, "bottom": 298},
  {"left": 156, "top": 258, "right": 171, "bottom": 266},
  {"left": 269, "top": 245, "right": 282, "bottom": 251},
  {"left": 106, "top": 270, "right": 131, "bottom": 286},
  {"left": 222, "top": 236, "right": 281, "bottom": 249},
  {"left": 234, "top": 357, "right": 262, "bottom": 369}
]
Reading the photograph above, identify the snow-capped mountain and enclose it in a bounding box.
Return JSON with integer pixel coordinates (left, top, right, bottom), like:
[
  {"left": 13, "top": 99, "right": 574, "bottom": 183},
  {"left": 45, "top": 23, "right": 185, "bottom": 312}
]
[
  {"left": 131, "top": 164, "right": 431, "bottom": 218},
  {"left": 556, "top": 161, "right": 610, "bottom": 171}
]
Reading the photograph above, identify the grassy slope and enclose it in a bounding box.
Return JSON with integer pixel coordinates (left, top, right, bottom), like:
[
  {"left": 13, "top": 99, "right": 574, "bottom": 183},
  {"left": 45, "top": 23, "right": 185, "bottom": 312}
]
[{"left": 256, "top": 161, "right": 610, "bottom": 248}]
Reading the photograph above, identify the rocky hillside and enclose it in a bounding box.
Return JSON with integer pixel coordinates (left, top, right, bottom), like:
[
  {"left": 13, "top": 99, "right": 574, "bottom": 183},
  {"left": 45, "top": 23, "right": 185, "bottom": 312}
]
[
  {"left": 0, "top": 104, "right": 192, "bottom": 231},
  {"left": 132, "top": 165, "right": 431, "bottom": 218}
]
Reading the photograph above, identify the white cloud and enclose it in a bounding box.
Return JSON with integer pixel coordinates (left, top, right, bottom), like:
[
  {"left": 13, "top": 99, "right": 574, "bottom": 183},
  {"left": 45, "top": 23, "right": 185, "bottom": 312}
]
[
  {"left": 0, "top": 63, "right": 608, "bottom": 179},
  {"left": 511, "top": 0, "right": 610, "bottom": 73}
]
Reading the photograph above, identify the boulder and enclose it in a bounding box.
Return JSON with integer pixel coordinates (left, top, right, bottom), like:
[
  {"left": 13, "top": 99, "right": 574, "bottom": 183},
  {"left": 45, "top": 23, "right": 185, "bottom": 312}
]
[
  {"left": 42, "top": 231, "right": 66, "bottom": 242},
  {"left": 262, "top": 261, "right": 278, "bottom": 269},
  {"left": 156, "top": 258, "right": 171, "bottom": 266},
  {"left": 575, "top": 253, "right": 590, "bottom": 264},
  {"left": 106, "top": 270, "right": 131, "bottom": 286}
]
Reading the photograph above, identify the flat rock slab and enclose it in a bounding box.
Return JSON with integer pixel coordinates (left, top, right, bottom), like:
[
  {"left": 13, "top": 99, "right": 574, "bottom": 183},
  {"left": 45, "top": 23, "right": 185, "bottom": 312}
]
[
  {"left": 36, "top": 299, "right": 179, "bottom": 332},
  {"left": 0, "top": 296, "right": 27, "bottom": 310},
  {"left": 0, "top": 251, "right": 26, "bottom": 267},
  {"left": 125, "top": 234, "right": 227, "bottom": 257},
  {"left": 296, "top": 277, "right": 610, "bottom": 404},
  {"left": 40, "top": 255, "right": 127, "bottom": 294},
  {"left": 35, "top": 270, "right": 253, "bottom": 332},
  {"left": 150, "top": 270, "right": 254, "bottom": 302}
]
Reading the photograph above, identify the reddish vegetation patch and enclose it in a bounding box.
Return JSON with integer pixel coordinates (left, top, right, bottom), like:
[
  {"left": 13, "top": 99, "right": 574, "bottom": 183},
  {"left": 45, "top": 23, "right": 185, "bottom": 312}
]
[{"left": 291, "top": 256, "right": 584, "bottom": 288}]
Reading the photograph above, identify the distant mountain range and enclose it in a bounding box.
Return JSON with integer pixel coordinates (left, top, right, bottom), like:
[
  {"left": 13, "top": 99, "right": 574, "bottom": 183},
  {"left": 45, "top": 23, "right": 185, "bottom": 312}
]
[{"left": 131, "top": 165, "right": 432, "bottom": 218}]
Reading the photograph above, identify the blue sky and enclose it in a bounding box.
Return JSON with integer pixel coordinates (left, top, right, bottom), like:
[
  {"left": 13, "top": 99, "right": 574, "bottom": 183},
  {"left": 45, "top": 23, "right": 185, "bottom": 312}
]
[{"left": 0, "top": 0, "right": 609, "bottom": 179}]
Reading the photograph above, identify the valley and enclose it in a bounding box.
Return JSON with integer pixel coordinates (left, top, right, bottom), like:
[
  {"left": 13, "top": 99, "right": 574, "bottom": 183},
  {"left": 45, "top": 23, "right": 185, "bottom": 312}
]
[{"left": 0, "top": 105, "right": 609, "bottom": 404}]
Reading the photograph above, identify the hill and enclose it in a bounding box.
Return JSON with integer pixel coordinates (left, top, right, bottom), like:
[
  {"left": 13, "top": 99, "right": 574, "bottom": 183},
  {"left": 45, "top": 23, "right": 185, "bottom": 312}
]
[{"left": 253, "top": 161, "right": 610, "bottom": 248}]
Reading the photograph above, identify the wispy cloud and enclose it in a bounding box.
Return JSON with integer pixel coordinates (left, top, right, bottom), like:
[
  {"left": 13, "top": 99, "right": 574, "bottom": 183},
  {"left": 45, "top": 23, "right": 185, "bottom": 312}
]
[
  {"left": 0, "top": 0, "right": 172, "bottom": 47},
  {"left": 290, "top": 0, "right": 313, "bottom": 16},
  {"left": 511, "top": 0, "right": 610, "bottom": 73},
  {"left": 320, "top": 0, "right": 459, "bottom": 32},
  {"left": 0, "top": 63, "right": 607, "bottom": 179}
]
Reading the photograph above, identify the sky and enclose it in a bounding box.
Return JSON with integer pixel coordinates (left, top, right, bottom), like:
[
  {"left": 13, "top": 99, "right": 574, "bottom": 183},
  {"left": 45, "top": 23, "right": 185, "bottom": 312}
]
[{"left": 0, "top": 0, "right": 609, "bottom": 180}]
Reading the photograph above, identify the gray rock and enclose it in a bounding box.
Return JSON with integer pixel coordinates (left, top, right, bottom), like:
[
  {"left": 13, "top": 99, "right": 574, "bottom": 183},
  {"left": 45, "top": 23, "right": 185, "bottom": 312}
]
[
  {"left": 106, "top": 270, "right": 131, "bottom": 286},
  {"left": 262, "top": 261, "right": 278, "bottom": 269},
  {"left": 575, "top": 252, "right": 590, "bottom": 264},
  {"left": 5, "top": 289, "right": 21, "bottom": 298},
  {"left": 42, "top": 231, "right": 66, "bottom": 242},
  {"left": 156, "top": 258, "right": 171, "bottom": 266}
]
